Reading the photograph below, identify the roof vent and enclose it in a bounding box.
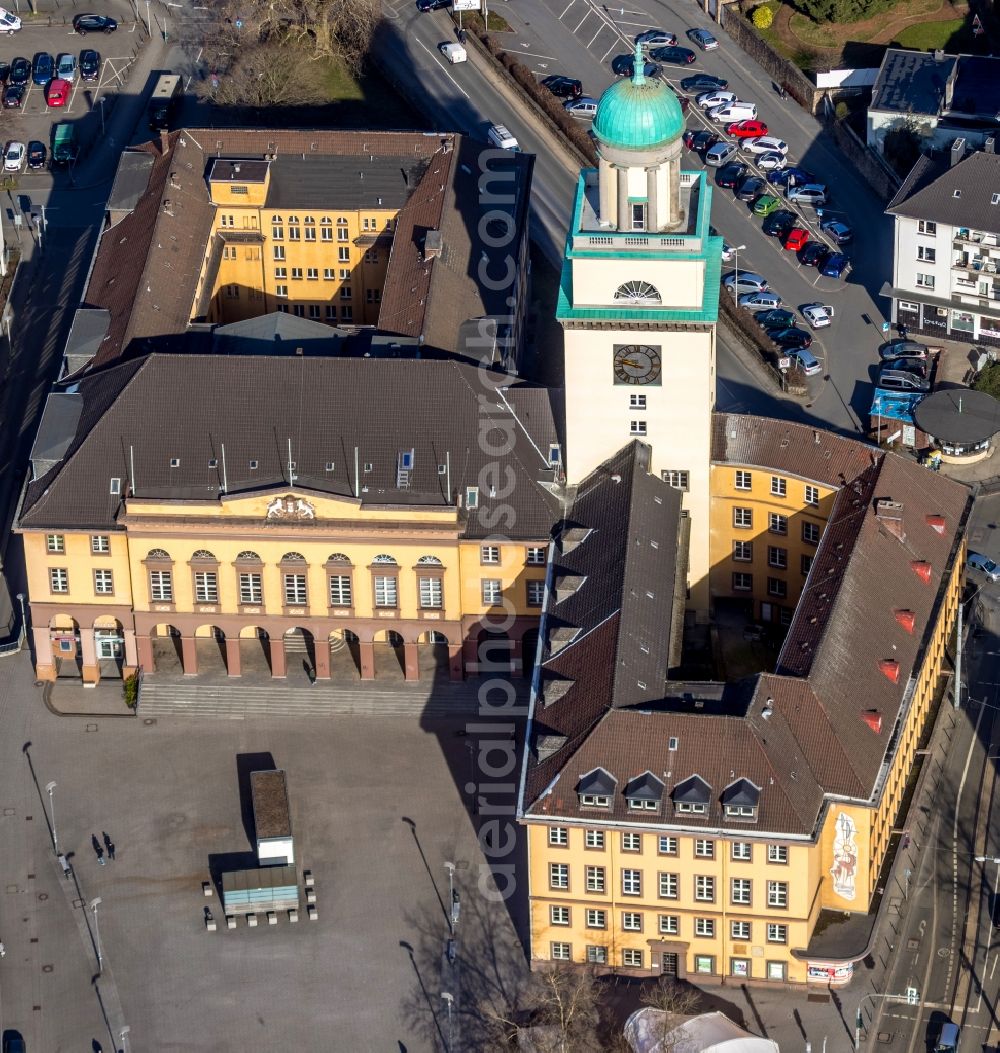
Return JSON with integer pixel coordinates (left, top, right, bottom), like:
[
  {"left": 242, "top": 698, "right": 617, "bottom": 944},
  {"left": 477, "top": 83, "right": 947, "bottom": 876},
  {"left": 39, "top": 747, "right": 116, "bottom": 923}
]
[
  {"left": 879, "top": 659, "right": 900, "bottom": 683},
  {"left": 761, "top": 697, "right": 774, "bottom": 720},
  {"left": 894, "top": 609, "right": 916, "bottom": 633},
  {"left": 876, "top": 499, "right": 906, "bottom": 541},
  {"left": 862, "top": 710, "right": 883, "bottom": 734},
  {"left": 425, "top": 230, "right": 443, "bottom": 260},
  {"left": 910, "top": 560, "right": 932, "bottom": 583},
  {"left": 534, "top": 733, "right": 568, "bottom": 761},
  {"left": 951, "top": 137, "right": 966, "bottom": 167},
  {"left": 547, "top": 626, "right": 580, "bottom": 656},
  {"left": 554, "top": 574, "right": 586, "bottom": 603},
  {"left": 926, "top": 514, "right": 946, "bottom": 534}
]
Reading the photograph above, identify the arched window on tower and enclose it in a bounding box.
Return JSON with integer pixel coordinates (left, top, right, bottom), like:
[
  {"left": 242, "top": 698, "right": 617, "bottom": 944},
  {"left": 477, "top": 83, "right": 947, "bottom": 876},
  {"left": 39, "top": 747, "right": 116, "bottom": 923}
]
[{"left": 614, "top": 281, "right": 661, "bottom": 305}]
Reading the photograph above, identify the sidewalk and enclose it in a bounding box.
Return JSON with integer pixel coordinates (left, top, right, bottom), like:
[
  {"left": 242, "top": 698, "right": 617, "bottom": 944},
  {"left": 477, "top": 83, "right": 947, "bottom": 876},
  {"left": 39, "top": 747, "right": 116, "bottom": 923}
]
[{"left": 44, "top": 677, "right": 136, "bottom": 717}]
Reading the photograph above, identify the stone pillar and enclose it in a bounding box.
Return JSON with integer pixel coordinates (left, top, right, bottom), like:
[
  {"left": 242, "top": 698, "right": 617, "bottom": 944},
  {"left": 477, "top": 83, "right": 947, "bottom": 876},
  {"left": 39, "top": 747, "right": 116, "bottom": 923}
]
[
  {"left": 33, "top": 626, "right": 56, "bottom": 680},
  {"left": 180, "top": 635, "right": 198, "bottom": 676},
  {"left": 646, "top": 166, "right": 658, "bottom": 231},
  {"left": 598, "top": 157, "right": 615, "bottom": 226},
  {"left": 359, "top": 641, "right": 376, "bottom": 681},
  {"left": 616, "top": 165, "right": 630, "bottom": 232},
  {"left": 668, "top": 157, "right": 681, "bottom": 230},
  {"left": 269, "top": 637, "right": 287, "bottom": 678},
  {"left": 403, "top": 641, "right": 420, "bottom": 682},
  {"left": 225, "top": 637, "right": 242, "bottom": 677},
  {"left": 313, "top": 640, "right": 331, "bottom": 680},
  {"left": 80, "top": 628, "right": 99, "bottom": 686},
  {"left": 449, "top": 644, "right": 464, "bottom": 682},
  {"left": 123, "top": 629, "right": 138, "bottom": 672},
  {"left": 512, "top": 638, "right": 525, "bottom": 678},
  {"left": 136, "top": 634, "right": 153, "bottom": 673},
  {"left": 462, "top": 637, "right": 479, "bottom": 674}
]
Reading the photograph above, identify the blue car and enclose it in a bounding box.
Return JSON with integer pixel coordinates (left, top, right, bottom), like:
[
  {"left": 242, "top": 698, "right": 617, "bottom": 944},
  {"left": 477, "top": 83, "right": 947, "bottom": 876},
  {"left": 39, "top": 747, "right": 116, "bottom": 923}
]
[
  {"left": 821, "top": 253, "right": 850, "bottom": 279},
  {"left": 32, "top": 52, "right": 53, "bottom": 86},
  {"left": 767, "top": 165, "right": 815, "bottom": 188}
]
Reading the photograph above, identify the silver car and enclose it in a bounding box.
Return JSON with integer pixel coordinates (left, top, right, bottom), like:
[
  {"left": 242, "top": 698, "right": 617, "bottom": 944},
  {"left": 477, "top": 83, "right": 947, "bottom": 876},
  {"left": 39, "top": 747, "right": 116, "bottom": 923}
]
[
  {"left": 738, "top": 290, "right": 782, "bottom": 310},
  {"left": 787, "top": 183, "right": 827, "bottom": 206},
  {"left": 56, "top": 52, "right": 76, "bottom": 81},
  {"left": 724, "top": 271, "right": 768, "bottom": 295}
]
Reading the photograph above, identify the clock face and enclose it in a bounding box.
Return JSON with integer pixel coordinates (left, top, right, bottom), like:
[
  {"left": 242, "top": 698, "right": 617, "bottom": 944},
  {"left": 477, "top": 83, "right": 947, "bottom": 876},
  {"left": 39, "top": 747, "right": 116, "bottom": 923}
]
[{"left": 613, "top": 344, "right": 662, "bottom": 385}]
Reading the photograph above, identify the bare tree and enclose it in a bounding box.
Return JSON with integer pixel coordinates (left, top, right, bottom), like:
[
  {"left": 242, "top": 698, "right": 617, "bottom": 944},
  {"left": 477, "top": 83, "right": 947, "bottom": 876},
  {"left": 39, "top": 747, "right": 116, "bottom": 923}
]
[
  {"left": 636, "top": 978, "right": 702, "bottom": 1050},
  {"left": 207, "top": 40, "right": 330, "bottom": 108}
]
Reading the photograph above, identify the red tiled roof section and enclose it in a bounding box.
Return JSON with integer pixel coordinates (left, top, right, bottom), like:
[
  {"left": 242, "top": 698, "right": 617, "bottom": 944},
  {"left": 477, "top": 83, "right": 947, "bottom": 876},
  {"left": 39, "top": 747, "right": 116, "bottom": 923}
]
[
  {"left": 189, "top": 128, "right": 448, "bottom": 160},
  {"left": 712, "top": 412, "right": 879, "bottom": 486}
]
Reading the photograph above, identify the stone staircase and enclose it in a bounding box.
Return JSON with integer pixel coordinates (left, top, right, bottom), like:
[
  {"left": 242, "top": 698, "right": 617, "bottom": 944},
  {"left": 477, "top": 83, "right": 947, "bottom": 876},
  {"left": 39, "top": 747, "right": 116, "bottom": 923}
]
[{"left": 137, "top": 675, "right": 527, "bottom": 720}]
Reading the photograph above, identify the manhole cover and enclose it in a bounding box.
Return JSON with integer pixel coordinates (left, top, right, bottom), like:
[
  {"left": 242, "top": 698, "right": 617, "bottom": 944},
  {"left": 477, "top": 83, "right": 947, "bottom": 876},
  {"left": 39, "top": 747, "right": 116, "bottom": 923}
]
[
  {"left": 937, "top": 948, "right": 951, "bottom": 958},
  {"left": 143, "top": 718, "right": 157, "bottom": 726},
  {"left": 37, "top": 892, "right": 47, "bottom": 902},
  {"left": 41, "top": 964, "right": 53, "bottom": 973},
  {"left": 877, "top": 1032, "right": 893, "bottom": 1043}
]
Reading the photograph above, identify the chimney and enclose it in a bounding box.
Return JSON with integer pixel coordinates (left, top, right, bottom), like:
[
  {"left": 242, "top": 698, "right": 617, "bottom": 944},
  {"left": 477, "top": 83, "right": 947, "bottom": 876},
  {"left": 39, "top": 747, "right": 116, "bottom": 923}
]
[
  {"left": 893, "top": 609, "right": 916, "bottom": 633},
  {"left": 424, "top": 229, "right": 443, "bottom": 260},
  {"left": 878, "top": 659, "right": 900, "bottom": 684},
  {"left": 951, "top": 137, "right": 967, "bottom": 167},
  {"left": 875, "top": 499, "right": 906, "bottom": 541},
  {"left": 160, "top": 128, "right": 170, "bottom": 156},
  {"left": 987, "top": 136, "right": 997, "bottom": 155}
]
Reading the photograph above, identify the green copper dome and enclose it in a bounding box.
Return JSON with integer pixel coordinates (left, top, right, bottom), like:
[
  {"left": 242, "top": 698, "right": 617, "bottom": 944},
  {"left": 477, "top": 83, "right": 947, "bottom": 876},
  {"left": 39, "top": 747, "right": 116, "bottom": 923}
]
[{"left": 592, "top": 44, "right": 685, "bottom": 151}]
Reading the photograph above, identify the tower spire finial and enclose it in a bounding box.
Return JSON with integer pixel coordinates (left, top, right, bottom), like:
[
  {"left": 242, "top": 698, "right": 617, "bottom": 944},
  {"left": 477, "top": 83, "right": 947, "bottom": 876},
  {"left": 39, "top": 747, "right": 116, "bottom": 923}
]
[{"left": 633, "top": 39, "right": 645, "bottom": 86}]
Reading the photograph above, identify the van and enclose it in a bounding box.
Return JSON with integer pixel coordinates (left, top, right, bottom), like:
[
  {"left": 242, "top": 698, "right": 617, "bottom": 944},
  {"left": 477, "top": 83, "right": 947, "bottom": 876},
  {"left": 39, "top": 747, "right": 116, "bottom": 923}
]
[
  {"left": 440, "top": 42, "right": 467, "bottom": 63},
  {"left": 934, "top": 1021, "right": 959, "bottom": 1051},
  {"left": 968, "top": 552, "right": 1000, "bottom": 582},
  {"left": 708, "top": 101, "right": 757, "bottom": 123},
  {"left": 487, "top": 124, "right": 519, "bottom": 151},
  {"left": 704, "top": 141, "right": 737, "bottom": 167},
  {"left": 877, "top": 369, "right": 930, "bottom": 393}
]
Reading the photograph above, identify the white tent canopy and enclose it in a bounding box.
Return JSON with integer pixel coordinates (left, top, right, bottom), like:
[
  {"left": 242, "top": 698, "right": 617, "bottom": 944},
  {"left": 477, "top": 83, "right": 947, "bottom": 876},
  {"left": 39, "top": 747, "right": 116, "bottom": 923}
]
[{"left": 624, "top": 1009, "right": 781, "bottom": 1053}]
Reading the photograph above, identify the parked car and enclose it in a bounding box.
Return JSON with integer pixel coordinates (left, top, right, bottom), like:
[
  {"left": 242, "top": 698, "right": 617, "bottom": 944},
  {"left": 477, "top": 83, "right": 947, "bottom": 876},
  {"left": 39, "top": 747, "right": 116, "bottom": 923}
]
[
  {"left": 752, "top": 194, "right": 782, "bottom": 216},
  {"left": 968, "top": 552, "right": 1000, "bottom": 582},
  {"left": 73, "top": 13, "right": 118, "bottom": 32},
  {"left": 723, "top": 271, "right": 769, "bottom": 295},
  {"left": 564, "top": 96, "right": 598, "bottom": 118},
  {"left": 31, "top": 52, "right": 53, "bottom": 86},
  {"left": 762, "top": 209, "right": 797, "bottom": 238},
  {"left": 933, "top": 1021, "right": 959, "bottom": 1052},
  {"left": 770, "top": 327, "right": 812, "bottom": 350},
  {"left": 683, "top": 129, "right": 719, "bottom": 152},
  {"left": 26, "top": 139, "right": 45, "bottom": 169},
  {"left": 726, "top": 119, "right": 767, "bottom": 138},
  {"left": 768, "top": 165, "right": 815, "bottom": 187},
  {"left": 2, "top": 83, "right": 23, "bottom": 107},
  {"left": 697, "top": 89, "right": 736, "bottom": 109},
  {"left": 784, "top": 228, "right": 809, "bottom": 252},
  {"left": 635, "top": 28, "right": 676, "bottom": 46},
  {"left": 715, "top": 161, "right": 747, "bottom": 188},
  {"left": 417, "top": 0, "right": 450, "bottom": 9},
  {"left": 788, "top": 348, "right": 822, "bottom": 376},
  {"left": 688, "top": 26, "right": 718, "bottom": 49},
  {"left": 3, "top": 139, "right": 24, "bottom": 171},
  {"left": 651, "top": 45, "right": 696, "bottom": 64},
  {"left": 736, "top": 175, "right": 766, "bottom": 202},
  {"left": 680, "top": 73, "right": 727, "bottom": 93},
  {"left": 9, "top": 56, "right": 29, "bottom": 85},
  {"left": 720, "top": 241, "right": 736, "bottom": 261},
  {"left": 743, "top": 135, "right": 788, "bottom": 156},
  {"left": 0, "top": 62, "right": 9, "bottom": 83},
  {"left": 541, "top": 75, "right": 582, "bottom": 98},
  {"left": 611, "top": 54, "right": 661, "bottom": 77},
  {"left": 879, "top": 339, "right": 931, "bottom": 361},
  {"left": 710, "top": 102, "right": 758, "bottom": 122},
  {"left": 45, "top": 78, "right": 69, "bottom": 106},
  {"left": 788, "top": 183, "right": 828, "bottom": 206},
  {"left": 755, "top": 308, "right": 796, "bottom": 330},
  {"left": 0, "top": 6, "right": 20, "bottom": 34},
  {"left": 883, "top": 356, "right": 928, "bottom": 378},
  {"left": 704, "top": 141, "right": 737, "bottom": 167},
  {"left": 820, "top": 217, "right": 853, "bottom": 245},
  {"left": 1, "top": 1030, "right": 26, "bottom": 1053},
  {"left": 798, "top": 241, "right": 831, "bottom": 268},
  {"left": 739, "top": 290, "right": 782, "bottom": 310},
  {"left": 878, "top": 367, "right": 930, "bottom": 392},
  {"left": 821, "top": 253, "right": 850, "bottom": 279},
  {"left": 56, "top": 53, "right": 77, "bottom": 82},
  {"left": 756, "top": 152, "right": 786, "bottom": 172},
  {"left": 79, "top": 48, "right": 100, "bottom": 81},
  {"left": 801, "top": 303, "right": 834, "bottom": 329}
]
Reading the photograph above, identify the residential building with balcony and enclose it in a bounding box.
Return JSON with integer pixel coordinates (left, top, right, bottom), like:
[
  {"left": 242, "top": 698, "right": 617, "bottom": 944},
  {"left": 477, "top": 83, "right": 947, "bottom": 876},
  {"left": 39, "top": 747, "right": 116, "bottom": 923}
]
[{"left": 882, "top": 142, "right": 1000, "bottom": 346}]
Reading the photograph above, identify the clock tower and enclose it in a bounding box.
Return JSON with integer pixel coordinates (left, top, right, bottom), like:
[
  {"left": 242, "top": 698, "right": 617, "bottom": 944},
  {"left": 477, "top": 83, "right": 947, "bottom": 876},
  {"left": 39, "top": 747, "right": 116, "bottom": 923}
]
[{"left": 558, "top": 43, "right": 720, "bottom": 611}]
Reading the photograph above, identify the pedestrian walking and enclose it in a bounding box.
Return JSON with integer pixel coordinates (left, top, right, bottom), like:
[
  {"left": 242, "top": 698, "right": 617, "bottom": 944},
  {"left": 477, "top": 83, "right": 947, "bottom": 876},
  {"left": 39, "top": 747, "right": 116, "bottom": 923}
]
[
  {"left": 92, "top": 834, "right": 105, "bottom": 866},
  {"left": 0, "top": 941, "right": 6, "bottom": 957},
  {"left": 103, "top": 831, "right": 115, "bottom": 861},
  {"left": 58, "top": 853, "right": 71, "bottom": 878}
]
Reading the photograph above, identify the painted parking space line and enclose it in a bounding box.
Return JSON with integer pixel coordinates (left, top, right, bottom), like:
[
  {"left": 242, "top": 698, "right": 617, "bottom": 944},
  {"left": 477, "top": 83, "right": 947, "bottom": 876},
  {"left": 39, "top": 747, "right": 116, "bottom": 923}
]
[
  {"left": 415, "top": 37, "right": 471, "bottom": 99},
  {"left": 515, "top": 46, "right": 559, "bottom": 59},
  {"left": 558, "top": 0, "right": 575, "bottom": 17},
  {"left": 587, "top": 23, "right": 611, "bottom": 46},
  {"left": 573, "top": 9, "right": 593, "bottom": 32}
]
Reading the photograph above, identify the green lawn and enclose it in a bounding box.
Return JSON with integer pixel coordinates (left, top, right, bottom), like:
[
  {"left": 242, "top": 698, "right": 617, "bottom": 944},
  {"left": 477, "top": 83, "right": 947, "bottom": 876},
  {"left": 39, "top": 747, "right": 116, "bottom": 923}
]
[
  {"left": 318, "top": 57, "right": 425, "bottom": 127},
  {"left": 893, "top": 16, "right": 966, "bottom": 48}
]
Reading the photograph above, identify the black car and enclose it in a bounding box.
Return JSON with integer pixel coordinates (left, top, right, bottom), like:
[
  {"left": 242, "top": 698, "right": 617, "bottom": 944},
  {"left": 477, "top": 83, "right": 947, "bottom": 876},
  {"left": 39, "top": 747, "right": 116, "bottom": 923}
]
[
  {"left": 798, "top": 241, "right": 832, "bottom": 268},
  {"left": 72, "top": 13, "right": 118, "bottom": 32},
  {"left": 26, "top": 140, "right": 46, "bottom": 169},
  {"left": 762, "top": 208, "right": 797, "bottom": 238},
  {"left": 770, "top": 327, "right": 813, "bottom": 350},
  {"left": 679, "top": 73, "right": 727, "bottom": 93},
  {"left": 755, "top": 308, "right": 796, "bottom": 330},
  {"left": 715, "top": 162, "right": 748, "bottom": 189},
  {"left": 79, "top": 48, "right": 100, "bottom": 81},
  {"left": 3, "top": 83, "right": 24, "bottom": 108},
  {"left": 736, "top": 175, "right": 766, "bottom": 202},
  {"left": 650, "top": 45, "right": 696, "bottom": 64},
  {"left": 542, "top": 75, "right": 582, "bottom": 98},
  {"left": 9, "top": 57, "right": 29, "bottom": 86},
  {"left": 611, "top": 54, "right": 661, "bottom": 78},
  {"left": 0, "top": 62, "right": 9, "bottom": 84},
  {"left": 882, "top": 356, "right": 928, "bottom": 379},
  {"left": 683, "top": 129, "right": 719, "bottom": 152}
]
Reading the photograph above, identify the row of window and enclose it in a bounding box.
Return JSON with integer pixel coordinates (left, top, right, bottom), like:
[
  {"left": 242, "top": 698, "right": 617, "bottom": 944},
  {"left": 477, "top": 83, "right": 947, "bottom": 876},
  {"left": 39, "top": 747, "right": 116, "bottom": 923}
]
[
  {"left": 732, "top": 508, "right": 821, "bottom": 542},
  {"left": 549, "top": 945, "right": 789, "bottom": 979},
  {"left": 732, "top": 541, "right": 813, "bottom": 573},
  {"left": 548, "top": 864, "right": 789, "bottom": 907},
  {"left": 548, "top": 906, "right": 789, "bottom": 943},
  {"left": 577, "top": 793, "right": 757, "bottom": 821},
  {"left": 46, "top": 534, "right": 110, "bottom": 554},
  {"left": 547, "top": 828, "right": 789, "bottom": 863},
  {"left": 219, "top": 214, "right": 392, "bottom": 230},
  {"left": 733, "top": 471, "right": 820, "bottom": 506},
  {"left": 271, "top": 266, "right": 373, "bottom": 281},
  {"left": 732, "top": 574, "right": 798, "bottom": 598},
  {"left": 273, "top": 245, "right": 355, "bottom": 263}
]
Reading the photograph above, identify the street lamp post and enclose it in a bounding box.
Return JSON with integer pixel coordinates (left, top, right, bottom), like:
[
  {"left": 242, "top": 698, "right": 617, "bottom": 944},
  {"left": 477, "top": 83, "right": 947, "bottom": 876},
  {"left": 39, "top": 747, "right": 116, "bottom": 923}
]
[
  {"left": 441, "top": 991, "right": 454, "bottom": 1051},
  {"left": 120, "top": 1025, "right": 131, "bottom": 1053},
  {"left": 855, "top": 988, "right": 918, "bottom": 1049},
  {"left": 45, "top": 780, "right": 57, "bottom": 854},
  {"left": 732, "top": 243, "right": 747, "bottom": 303},
  {"left": 444, "top": 861, "right": 460, "bottom": 931},
  {"left": 976, "top": 854, "right": 1000, "bottom": 928},
  {"left": 91, "top": 896, "right": 103, "bottom": 972}
]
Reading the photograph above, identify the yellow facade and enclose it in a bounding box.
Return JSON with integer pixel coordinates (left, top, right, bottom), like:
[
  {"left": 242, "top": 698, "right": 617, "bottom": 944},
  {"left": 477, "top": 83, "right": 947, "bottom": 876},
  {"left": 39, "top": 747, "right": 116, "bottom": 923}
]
[{"left": 204, "top": 167, "right": 396, "bottom": 327}]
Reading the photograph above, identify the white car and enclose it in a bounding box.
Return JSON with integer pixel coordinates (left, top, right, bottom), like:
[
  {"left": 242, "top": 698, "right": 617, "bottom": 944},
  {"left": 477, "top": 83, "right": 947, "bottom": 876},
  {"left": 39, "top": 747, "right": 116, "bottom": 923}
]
[
  {"left": 487, "top": 124, "right": 519, "bottom": 151},
  {"left": 3, "top": 140, "right": 25, "bottom": 171},
  {"left": 0, "top": 6, "right": 20, "bottom": 33},
  {"left": 738, "top": 291, "right": 782, "bottom": 310},
  {"left": 721, "top": 241, "right": 735, "bottom": 262},
  {"left": 697, "top": 90, "right": 736, "bottom": 109},
  {"left": 743, "top": 136, "right": 789, "bottom": 156},
  {"left": 801, "top": 303, "right": 834, "bottom": 329},
  {"left": 756, "top": 152, "right": 786, "bottom": 171}
]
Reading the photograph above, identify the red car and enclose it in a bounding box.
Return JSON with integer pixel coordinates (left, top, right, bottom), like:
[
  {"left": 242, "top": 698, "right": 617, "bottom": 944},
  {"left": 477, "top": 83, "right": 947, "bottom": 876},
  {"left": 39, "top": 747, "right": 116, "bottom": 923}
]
[
  {"left": 46, "top": 77, "right": 69, "bottom": 107},
  {"left": 784, "top": 227, "right": 809, "bottom": 252},
  {"left": 727, "top": 119, "right": 768, "bottom": 139}
]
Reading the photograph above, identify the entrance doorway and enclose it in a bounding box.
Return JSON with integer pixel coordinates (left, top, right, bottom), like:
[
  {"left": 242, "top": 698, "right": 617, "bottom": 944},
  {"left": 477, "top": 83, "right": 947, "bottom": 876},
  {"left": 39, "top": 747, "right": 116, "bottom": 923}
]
[{"left": 661, "top": 951, "right": 679, "bottom": 977}]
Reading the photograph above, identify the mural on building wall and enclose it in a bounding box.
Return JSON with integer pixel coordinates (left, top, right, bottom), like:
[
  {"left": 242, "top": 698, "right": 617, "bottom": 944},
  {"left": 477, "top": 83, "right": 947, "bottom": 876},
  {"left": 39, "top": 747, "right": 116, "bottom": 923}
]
[{"left": 830, "top": 811, "right": 858, "bottom": 901}]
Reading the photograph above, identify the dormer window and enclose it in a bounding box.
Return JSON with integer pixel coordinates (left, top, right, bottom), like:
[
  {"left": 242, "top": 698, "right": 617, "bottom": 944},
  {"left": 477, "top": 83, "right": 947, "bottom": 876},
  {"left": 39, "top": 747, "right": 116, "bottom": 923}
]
[
  {"left": 577, "top": 767, "right": 617, "bottom": 808},
  {"left": 725, "top": 804, "right": 757, "bottom": 818},
  {"left": 628, "top": 798, "right": 658, "bottom": 811},
  {"left": 676, "top": 801, "right": 707, "bottom": 814},
  {"left": 624, "top": 771, "right": 664, "bottom": 812},
  {"left": 721, "top": 777, "right": 761, "bottom": 823},
  {"left": 580, "top": 793, "right": 611, "bottom": 808},
  {"left": 673, "top": 774, "right": 712, "bottom": 816}
]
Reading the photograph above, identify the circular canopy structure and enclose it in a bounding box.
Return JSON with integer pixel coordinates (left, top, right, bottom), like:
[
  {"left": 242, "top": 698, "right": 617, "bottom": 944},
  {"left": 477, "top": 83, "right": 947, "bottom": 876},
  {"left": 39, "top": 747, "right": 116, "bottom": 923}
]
[
  {"left": 913, "top": 388, "right": 1000, "bottom": 445},
  {"left": 593, "top": 43, "right": 684, "bottom": 152}
]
